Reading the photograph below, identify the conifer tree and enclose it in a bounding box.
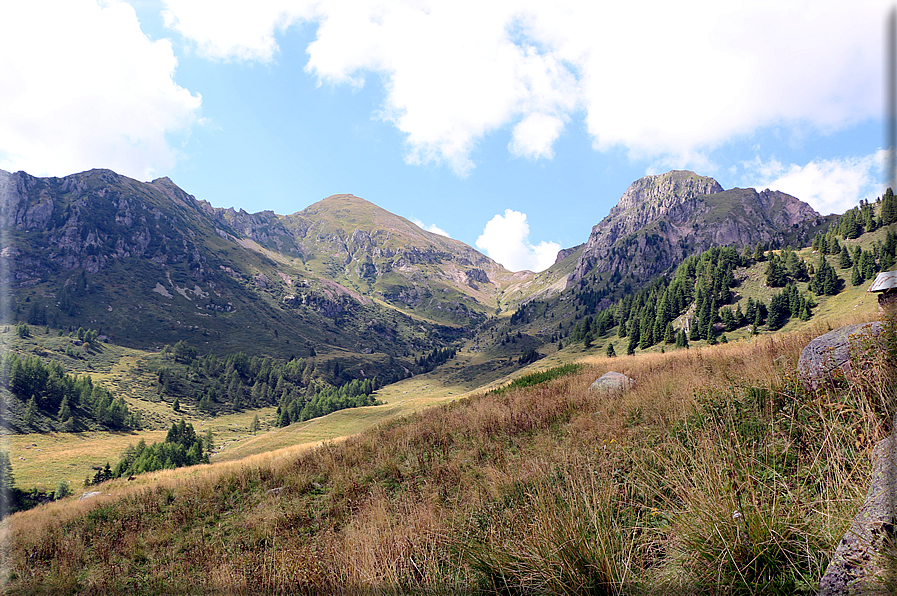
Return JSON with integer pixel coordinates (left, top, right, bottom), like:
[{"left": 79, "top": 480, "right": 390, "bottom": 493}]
[
  {"left": 23, "top": 396, "right": 37, "bottom": 428},
  {"left": 753, "top": 242, "right": 766, "bottom": 261},
  {"left": 839, "top": 245, "right": 853, "bottom": 269},
  {"left": 57, "top": 396, "right": 71, "bottom": 422},
  {"left": 881, "top": 187, "right": 897, "bottom": 226}
]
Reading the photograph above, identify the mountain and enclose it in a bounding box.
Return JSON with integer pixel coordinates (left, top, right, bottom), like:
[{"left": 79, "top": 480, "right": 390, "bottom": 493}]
[
  {"left": 1, "top": 167, "right": 835, "bottom": 371},
  {"left": 212, "top": 193, "right": 528, "bottom": 325},
  {"left": 568, "top": 170, "right": 828, "bottom": 285},
  {"left": 0, "top": 169, "right": 520, "bottom": 370}
]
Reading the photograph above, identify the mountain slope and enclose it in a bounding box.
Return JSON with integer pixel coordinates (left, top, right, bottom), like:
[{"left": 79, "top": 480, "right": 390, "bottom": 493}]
[
  {"left": 570, "top": 170, "right": 827, "bottom": 284},
  {"left": 0, "top": 169, "right": 473, "bottom": 364}
]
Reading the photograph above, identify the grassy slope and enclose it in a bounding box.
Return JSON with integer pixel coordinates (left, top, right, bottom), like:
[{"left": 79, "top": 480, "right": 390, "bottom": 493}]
[
  {"left": 4, "top": 309, "right": 891, "bottom": 594},
  {"left": 4, "top": 226, "right": 888, "bottom": 491}
]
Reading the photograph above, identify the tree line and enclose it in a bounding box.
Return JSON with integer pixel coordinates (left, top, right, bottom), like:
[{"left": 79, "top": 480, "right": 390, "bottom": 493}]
[
  {"left": 86, "top": 419, "right": 211, "bottom": 485},
  {"left": 0, "top": 352, "right": 136, "bottom": 431}
]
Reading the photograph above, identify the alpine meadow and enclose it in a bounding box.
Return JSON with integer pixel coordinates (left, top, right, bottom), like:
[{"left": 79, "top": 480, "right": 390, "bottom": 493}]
[{"left": 1, "top": 164, "right": 896, "bottom": 594}]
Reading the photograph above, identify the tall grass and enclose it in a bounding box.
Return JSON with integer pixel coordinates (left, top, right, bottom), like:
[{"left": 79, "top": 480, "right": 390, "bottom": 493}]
[{"left": 2, "top": 314, "right": 891, "bottom": 594}]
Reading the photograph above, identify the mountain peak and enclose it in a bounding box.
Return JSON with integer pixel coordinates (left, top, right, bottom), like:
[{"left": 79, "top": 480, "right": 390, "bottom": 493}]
[
  {"left": 612, "top": 170, "right": 723, "bottom": 214},
  {"left": 569, "top": 170, "right": 822, "bottom": 286}
]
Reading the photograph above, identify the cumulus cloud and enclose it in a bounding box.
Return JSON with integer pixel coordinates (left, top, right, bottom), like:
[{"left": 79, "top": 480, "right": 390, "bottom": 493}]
[
  {"left": 409, "top": 217, "right": 450, "bottom": 238},
  {"left": 475, "top": 209, "right": 560, "bottom": 272},
  {"left": 742, "top": 151, "right": 886, "bottom": 215},
  {"left": 161, "top": 0, "right": 313, "bottom": 62},
  {"left": 0, "top": 0, "right": 202, "bottom": 179},
  {"left": 160, "top": 0, "right": 885, "bottom": 176}
]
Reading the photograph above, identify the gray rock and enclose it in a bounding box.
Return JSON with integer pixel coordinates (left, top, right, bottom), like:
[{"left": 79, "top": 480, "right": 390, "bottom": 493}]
[
  {"left": 798, "top": 322, "right": 883, "bottom": 390},
  {"left": 818, "top": 436, "right": 897, "bottom": 595},
  {"left": 589, "top": 372, "right": 635, "bottom": 393},
  {"left": 265, "top": 486, "right": 286, "bottom": 497},
  {"left": 78, "top": 491, "right": 102, "bottom": 501}
]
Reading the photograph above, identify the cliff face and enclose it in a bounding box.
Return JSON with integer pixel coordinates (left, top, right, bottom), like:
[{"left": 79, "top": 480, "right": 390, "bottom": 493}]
[
  {"left": 1, "top": 169, "right": 214, "bottom": 285},
  {"left": 569, "top": 171, "right": 822, "bottom": 285},
  {"left": 0, "top": 168, "right": 523, "bottom": 355}
]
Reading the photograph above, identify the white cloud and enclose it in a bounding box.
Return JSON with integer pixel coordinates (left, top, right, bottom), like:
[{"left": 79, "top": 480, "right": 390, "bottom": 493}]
[
  {"left": 475, "top": 209, "right": 560, "bottom": 272},
  {"left": 159, "top": 0, "right": 886, "bottom": 176},
  {"left": 161, "top": 0, "right": 315, "bottom": 62},
  {"left": 409, "top": 217, "right": 450, "bottom": 238},
  {"left": 0, "top": 0, "right": 202, "bottom": 179},
  {"left": 742, "top": 151, "right": 886, "bottom": 215}
]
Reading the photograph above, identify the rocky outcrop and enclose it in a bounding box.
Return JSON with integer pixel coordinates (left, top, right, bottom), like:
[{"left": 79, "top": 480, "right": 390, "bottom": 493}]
[
  {"left": 588, "top": 371, "right": 635, "bottom": 393},
  {"left": 553, "top": 244, "right": 583, "bottom": 265},
  {"left": 569, "top": 171, "right": 822, "bottom": 286},
  {"left": 0, "top": 168, "right": 213, "bottom": 283},
  {"left": 798, "top": 322, "right": 884, "bottom": 390},
  {"left": 818, "top": 436, "right": 896, "bottom": 595}
]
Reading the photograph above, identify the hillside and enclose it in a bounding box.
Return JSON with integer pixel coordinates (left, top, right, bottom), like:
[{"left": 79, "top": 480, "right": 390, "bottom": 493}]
[
  {"left": 3, "top": 166, "right": 897, "bottom": 592},
  {"left": 0, "top": 169, "right": 498, "bottom": 367},
  {"left": 570, "top": 170, "right": 830, "bottom": 285},
  {"left": 3, "top": 310, "right": 892, "bottom": 593},
  {"left": 211, "top": 193, "right": 531, "bottom": 325}
]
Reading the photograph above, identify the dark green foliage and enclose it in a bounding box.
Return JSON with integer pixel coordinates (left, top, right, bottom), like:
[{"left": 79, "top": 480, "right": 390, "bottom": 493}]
[
  {"left": 277, "top": 377, "right": 380, "bottom": 427},
  {"left": 415, "top": 346, "right": 458, "bottom": 373},
  {"left": 838, "top": 245, "right": 852, "bottom": 269},
  {"left": 766, "top": 284, "right": 813, "bottom": 331},
  {"left": 488, "top": 364, "right": 582, "bottom": 396},
  {"left": 764, "top": 253, "right": 787, "bottom": 287},
  {"left": 808, "top": 255, "right": 842, "bottom": 296},
  {"left": 517, "top": 349, "right": 542, "bottom": 365},
  {"left": 108, "top": 420, "right": 209, "bottom": 480},
  {"left": 149, "top": 341, "right": 407, "bottom": 415},
  {"left": 753, "top": 242, "right": 766, "bottom": 261},
  {"left": 0, "top": 352, "right": 135, "bottom": 431},
  {"left": 606, "top": 343, "right": 616, "bottom": 358},
  {"left": 881, "top": 187, "right": 897, "bottom": 227},
  {"left": 0, "top": 451, "right": 14, "bottom": 517}
]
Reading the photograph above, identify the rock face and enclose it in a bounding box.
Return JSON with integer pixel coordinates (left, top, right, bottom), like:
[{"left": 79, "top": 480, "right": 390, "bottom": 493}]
[
  {"left": 0, "top": 168, "right": 212, "bottom": 283},
  {"left": 817, "top": 436, "right": 896, "bottom": 595},
  {"left": 798, "top": 322, "right": 884, "bottom": 390},
  {"left": 588, "top": 371, "right": 635, "bottom": 393},
  {"left": 569, "top": 170, "right": 822, "bottom": 286}
]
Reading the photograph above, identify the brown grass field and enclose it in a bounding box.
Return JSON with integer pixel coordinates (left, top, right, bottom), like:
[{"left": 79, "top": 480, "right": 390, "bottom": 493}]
[{"left": 2, "top": 307, "right": 893, "bottom": 594}]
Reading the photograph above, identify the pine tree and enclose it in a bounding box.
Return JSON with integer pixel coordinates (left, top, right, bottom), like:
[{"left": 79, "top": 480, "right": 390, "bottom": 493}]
[
  {"left": 839, "top": 245, "right": 853, "bottom": 269},
  {"left": 753, "top": 242, "right": 766, "bottom": 261},
  {"left": 250, "top": 414, "right": 260, "bottom": 435},
  {"left": 57, "top": 396, "right": 71, "bottom": 422},
  {"left": 606, "top": 343, "right": 616, "bottom": 358},
  {"left": 881, "top": 187, "right": 897, "bottom": 226},
  {"left": 24, "top": 396, "right": 38, "bottom": 428}
]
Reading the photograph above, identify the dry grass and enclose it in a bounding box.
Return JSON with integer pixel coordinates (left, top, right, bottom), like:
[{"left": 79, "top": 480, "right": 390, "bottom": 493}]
[{"left": 2, "top": 311, "right": 891, "bottom": 594}]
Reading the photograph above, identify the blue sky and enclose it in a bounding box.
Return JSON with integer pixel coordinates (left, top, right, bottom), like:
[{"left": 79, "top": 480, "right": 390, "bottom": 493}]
[{"left": 0, "top": 0, "right": 890, "bottom": 271}]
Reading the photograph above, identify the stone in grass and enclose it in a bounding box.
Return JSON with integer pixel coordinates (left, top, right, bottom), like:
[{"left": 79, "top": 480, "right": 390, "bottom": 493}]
[
  {"left": 798, "top": 322, "right": 883, "bottom": 391},
  {"left": 79, "top": 491, "right": 102, "bottom": 501},
  {"left": 817, "top": 436, "right": 896, "bottom": 596},
  {"left": 589, "top": 372, "right": 635, "bottom": 393}
]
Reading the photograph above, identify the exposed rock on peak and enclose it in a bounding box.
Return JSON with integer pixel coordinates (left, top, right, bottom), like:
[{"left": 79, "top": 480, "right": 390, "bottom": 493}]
[
  {"left": 611, "top": 170, "right": 723, "bottom": 215},
  {"left": 570, "top": 171, "right": 822, "bottom": 285}
]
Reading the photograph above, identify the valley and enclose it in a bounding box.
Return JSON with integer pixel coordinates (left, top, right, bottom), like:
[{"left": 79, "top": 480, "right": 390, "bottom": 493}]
[{"left": 1, "top": 166, "right": 896, "bottom": 593}]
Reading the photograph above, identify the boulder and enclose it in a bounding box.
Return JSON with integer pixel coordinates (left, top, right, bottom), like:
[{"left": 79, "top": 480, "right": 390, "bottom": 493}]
[
  {"left": 798, "top": 322, "right": 883, "bottom": 390},
  {"left": 589, "top": 371, "right": 635, "bottom": 393},
  {"left": 79, "top": 491, "right": 102, "bottom": 501},
  {"left": 818, "top": 436, "right": 896, "bottom": 595}
]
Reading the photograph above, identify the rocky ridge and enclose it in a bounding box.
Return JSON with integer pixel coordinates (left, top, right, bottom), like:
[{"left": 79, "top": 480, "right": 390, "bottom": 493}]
[{"left": 569, "top": 170, "right": 824, "bottom": 285}]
